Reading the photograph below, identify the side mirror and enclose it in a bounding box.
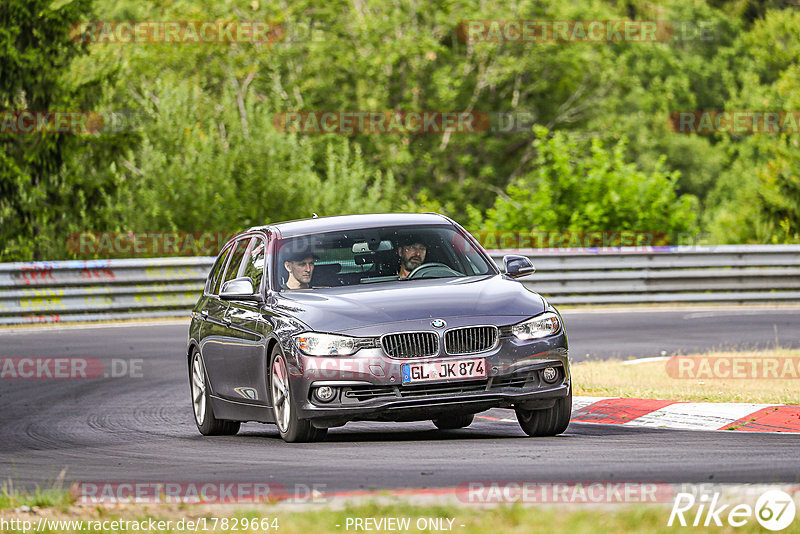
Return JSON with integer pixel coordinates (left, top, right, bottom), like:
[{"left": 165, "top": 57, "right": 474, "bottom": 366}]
[
  {"left": 220, "top": 277, "right": 263, "bottom": 302},
  {"left": 503, "top": 255, "right": 535, "bottom": 279}
]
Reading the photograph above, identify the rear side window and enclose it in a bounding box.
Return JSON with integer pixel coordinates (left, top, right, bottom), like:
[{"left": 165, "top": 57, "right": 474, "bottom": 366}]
[
  {"left": 220, "top": 238, "right": 251, "bottom": 288},
  {"left": 206, "top": 245, "right": 233, "bottom": 296},
  {"left": 242, "top": 238, "right": 266, "bottom": 291}
]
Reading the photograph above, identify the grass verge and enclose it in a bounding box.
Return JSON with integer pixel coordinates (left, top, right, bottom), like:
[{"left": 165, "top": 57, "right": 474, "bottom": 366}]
[
  {"left": 0, "top": 486, "right": 72, "bottom": 512},
  {"left": 573, "top": 348, "right": 800, "bottom": 404}
]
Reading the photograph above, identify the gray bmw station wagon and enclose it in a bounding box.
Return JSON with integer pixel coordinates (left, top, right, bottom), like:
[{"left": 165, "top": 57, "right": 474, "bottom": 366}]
[{"left": 188, "top": 213, "right": 571, "bottom": 442}]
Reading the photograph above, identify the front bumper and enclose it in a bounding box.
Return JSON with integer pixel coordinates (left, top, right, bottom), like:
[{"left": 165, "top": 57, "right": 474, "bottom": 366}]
[{"left": 285, "top": 331, "right": 570, "bottom": 425}]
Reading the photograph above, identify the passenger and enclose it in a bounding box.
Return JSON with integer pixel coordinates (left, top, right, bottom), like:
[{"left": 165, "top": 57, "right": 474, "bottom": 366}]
[{"left": 283, "top": 248, "right": 316, "bottom": 290}]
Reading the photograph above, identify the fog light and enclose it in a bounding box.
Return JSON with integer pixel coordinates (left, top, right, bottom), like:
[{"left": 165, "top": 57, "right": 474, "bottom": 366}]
[
  {"left": 541, "top": 367, "right": 559, "bottom": 383},
  {"left": 314, "top": 386, "right": 336, "bottom": 403}
]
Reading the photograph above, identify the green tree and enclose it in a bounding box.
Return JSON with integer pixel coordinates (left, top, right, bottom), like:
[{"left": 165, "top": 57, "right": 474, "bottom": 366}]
[
  {"left": 109, "top": 75, "right": 403, "bottom": 236},
  {"left": 703, "top": 8, "right": 800, "bottom": 243},
  {"left": 474, "top": 126, "right": 698, "bottom": 241},
  {"left": 756, "top": 139, "right": 800, "bottom": 243},
  {"left": 0, "top": 0, "right": 124, "bottom": 260},
  {"left": 6, "top": 0, "right": 800, "bottom": 260}
]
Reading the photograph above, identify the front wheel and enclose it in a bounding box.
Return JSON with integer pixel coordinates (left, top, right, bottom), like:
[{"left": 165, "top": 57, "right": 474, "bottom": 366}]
[
  {"left": 270, "top": 346, "right": 327, "bottom": 443},
  {"left": 432, "top": 414, "right": 474, "bottom": 430},
  {"left": 190, "top": 349, "right": 240, "bottom": 436},
  {"left": 515, "top": 392, "right": 572, "bottom": 437}
]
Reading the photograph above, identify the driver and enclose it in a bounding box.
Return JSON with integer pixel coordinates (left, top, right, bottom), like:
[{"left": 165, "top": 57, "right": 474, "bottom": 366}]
[{"left": 396, "top": 237, "right": 427, "bottom": 278}]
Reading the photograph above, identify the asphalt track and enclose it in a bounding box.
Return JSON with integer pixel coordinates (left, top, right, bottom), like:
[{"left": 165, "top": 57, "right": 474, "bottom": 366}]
[{"left": 1, "top": 307, "right": 798, "bottom": 492}]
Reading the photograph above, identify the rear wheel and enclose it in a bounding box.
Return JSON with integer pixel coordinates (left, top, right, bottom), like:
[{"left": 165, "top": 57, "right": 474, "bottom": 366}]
[
  {"left": 270, "top": 346, "right": 327, "bottom": 443},
  {"left": 190, "top": 349, "right": 240, "bottom": 436},
  {"left": 432, "top": 414, "right": 474, "bottom": 430},
  {"left": 515, "top": 392, "right": 572, "bottom": 437}
]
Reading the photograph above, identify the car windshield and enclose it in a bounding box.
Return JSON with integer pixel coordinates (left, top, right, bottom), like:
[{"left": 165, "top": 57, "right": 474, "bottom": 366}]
[{"left": 274, "top": 224, "right": 495, "bottom": 290}]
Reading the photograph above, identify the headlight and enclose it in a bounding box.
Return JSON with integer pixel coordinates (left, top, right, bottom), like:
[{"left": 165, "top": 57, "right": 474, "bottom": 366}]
[
  {"left": 294, "top": 333, "right": 369, "bottom": 356},
  {"left": 511, "top": 312, "right": 561, "bottom": 340}
]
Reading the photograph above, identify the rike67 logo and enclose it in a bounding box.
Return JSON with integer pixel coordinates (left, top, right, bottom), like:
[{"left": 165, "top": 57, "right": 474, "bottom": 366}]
[{"left": 669, "top": 489, "right": 796, "bottom": 531}]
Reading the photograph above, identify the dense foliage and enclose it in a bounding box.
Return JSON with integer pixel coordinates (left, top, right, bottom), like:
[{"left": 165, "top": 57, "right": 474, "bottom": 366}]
[{"left": 1, "top": 0, "right": 798, "bottom": 260}]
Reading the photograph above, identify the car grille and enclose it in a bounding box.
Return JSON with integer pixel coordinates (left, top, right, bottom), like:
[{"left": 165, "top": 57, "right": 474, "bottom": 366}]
[
  {"left": 342, "top": 369, "right": 548, "bottom": 402},
  {"left": 400, "top": 381, "right": 488, "bottom": 398},
  {"left": 344, "top": 380, "right": 488, "bottom": 402},
  {"left": 491, "top": 371, "right": 538, "bottom": 388},
  {"left": 381, "top": 332, "right": 439, "bottom": 358},
  {"left": 344, "top": 385, "right": 397, "bottom": 402},
  {"left": 444, "top": 326, "right": 498, "bottom": 355}
]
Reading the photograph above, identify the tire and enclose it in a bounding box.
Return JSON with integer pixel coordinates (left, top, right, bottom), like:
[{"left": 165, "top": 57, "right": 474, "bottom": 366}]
[
  {"left": 432, "top": 414, "right": 474, "bottom": 430},
  {"left": 515, "top": 392, "right": 572, "bottom": 437},
  {"left": 269, "top": 345, "right": 327, "bottom": 443},
  {"left": 190, "top": 349, "right": 240, "bottom": 436}
]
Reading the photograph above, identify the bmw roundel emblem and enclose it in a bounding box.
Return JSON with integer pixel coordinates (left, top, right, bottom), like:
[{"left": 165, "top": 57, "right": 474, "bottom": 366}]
[{"left": 431, "top": 319, "right": 446, "bottom": 328}]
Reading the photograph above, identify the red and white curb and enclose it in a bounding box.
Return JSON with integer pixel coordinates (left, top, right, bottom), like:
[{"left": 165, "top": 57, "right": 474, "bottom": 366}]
[{"left": 477, "top": 397, "right": 800, "bottom": 433}]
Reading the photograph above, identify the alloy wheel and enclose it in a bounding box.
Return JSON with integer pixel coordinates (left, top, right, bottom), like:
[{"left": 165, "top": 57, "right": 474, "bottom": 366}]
[
  {"left": 271, "top": 354, "right": 291, "bottom": 432},
  {"left": 191, "top": 353, "right": 207, "bottom": 426}
]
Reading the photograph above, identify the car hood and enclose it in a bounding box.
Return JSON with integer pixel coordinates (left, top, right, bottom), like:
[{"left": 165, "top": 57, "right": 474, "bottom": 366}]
[{"left": 273, "top": 275, "right": 545, "bottom": 333}]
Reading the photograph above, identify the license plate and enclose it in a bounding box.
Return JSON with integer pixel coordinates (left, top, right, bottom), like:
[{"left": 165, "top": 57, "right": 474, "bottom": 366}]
[{"left": 401, "top": 358, "right": 487, "bottom": 384}]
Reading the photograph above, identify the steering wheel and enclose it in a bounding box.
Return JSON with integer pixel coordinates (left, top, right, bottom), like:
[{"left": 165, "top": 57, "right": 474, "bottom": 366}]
[{"left": 406, "top": 262, "right": 463, "bottom": 279}]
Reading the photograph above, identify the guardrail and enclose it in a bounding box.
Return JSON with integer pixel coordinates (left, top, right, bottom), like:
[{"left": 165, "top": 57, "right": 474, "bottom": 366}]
[
  {"left": 493, "top": 245, "right": 800, "bottom": 305},
  {"left": 0, "top": 258, "right": 214, "bottom": 325},
  {"left": 1, "top": 245, "right": 798, "bottom": 324}
]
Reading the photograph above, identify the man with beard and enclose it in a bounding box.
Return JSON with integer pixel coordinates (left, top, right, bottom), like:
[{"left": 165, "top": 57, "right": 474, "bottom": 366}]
[{"left": 396, "top": 237, "right": 428, "bottom": 278}]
